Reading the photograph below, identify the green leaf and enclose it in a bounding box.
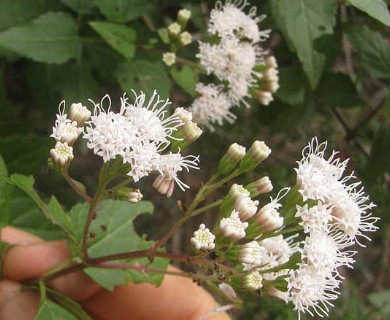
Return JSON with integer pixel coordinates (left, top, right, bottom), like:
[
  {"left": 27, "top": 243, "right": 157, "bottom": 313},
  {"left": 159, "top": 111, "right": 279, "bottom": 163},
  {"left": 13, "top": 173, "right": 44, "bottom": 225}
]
[
  {"left": 315, "top": 72, "right": 363, "bottom": 108},
  {"left": 346, "top": 25, "right": 390, "bottom": 80},
  {"left": 61, "top": 0, "right": 96, "bottom": 14},
  {"left": 7, "top": 174, "right": 76, "bottom": 243},
  {"left": 87, "top": 199, "right": 154, "bottom": 257},
  {"left": 84, "top": 267, "right": 127, "bottom": 291},
  {"left": 269, "top": 0, "right": 337, "bottom": 89},
  {"left": 348, "top": 0, "right": 390, "bottom": 27},
  {"left": 34, "top": 299, "right": 78, "bottom": 320},
  {"left": 0, "top": 0, "right": 58, "bottom": 32},
  {"left": 0, "top": 135, "right": 51, "bottom": 174},
  {"left": 170, "top": 66, "right": 197, "bottom": 97},
  {"left": 115, "top": 60, "right": 170, "bottom": 98},
  {"left": 157, "top": 28, "right": 169, "bottom": 45},
  {"left": 274, "top": 67, "right": 307, "bottom": 106},
  {"left": 89, "top": 22, "right": 136, "bottom": 60},
  {"left": 365, "top": 123, "right": 390, "bottom": 180},
  {"left": 0, "top": 12, "right": 81, "bottom": 64},
  {"left": 368, "top": 290, "right": 390, "bottom": 316},
  {"left": 94, "top": 0, "right": 149, "bottom": 23}
]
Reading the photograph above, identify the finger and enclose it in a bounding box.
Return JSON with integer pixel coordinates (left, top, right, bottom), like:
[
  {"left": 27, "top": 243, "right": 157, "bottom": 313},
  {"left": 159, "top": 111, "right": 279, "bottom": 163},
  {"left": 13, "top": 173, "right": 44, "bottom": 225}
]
[
  {"left": 3, "top": 240, "right": 100, "bottom": 301},
  {"left": 1, "top": 226, "right": 43, "bottom": 245},
  {"left": 82, "top": 266, "right": 230, "bottom": 320},
  {"left": 0, "top": 280, "right": 39, "bottom": 320}
]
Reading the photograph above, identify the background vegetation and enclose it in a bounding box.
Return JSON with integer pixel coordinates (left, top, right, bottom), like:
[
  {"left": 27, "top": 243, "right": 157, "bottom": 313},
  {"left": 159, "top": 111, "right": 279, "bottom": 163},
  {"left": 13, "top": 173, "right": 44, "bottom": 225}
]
[{"left": 0, "top": 0, "right": 389, "bottom": 318}]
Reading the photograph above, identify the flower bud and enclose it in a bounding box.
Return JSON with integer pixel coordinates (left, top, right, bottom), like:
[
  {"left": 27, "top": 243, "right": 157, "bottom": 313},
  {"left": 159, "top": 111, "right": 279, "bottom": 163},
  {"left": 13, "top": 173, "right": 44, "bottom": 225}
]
[
  {"left": 179, "top": 31, "right": 192, "bottom": 46},
  {"left": 191, "top": 224, "right": 215, "bottom": 251},
  {"left": 239, "top": 241, "right": 265, "bottom": 267},
  {"left": 235, "top": 196, "right": 259, "bottom": 221},
  {"left": 162, "top": 52, "right": 176, "bottom": 66},
  {"left": 257, "top": 91, "right": 273, "bottom": 106},
  {"left": 69, "top": 103, "right": 91, "bottom": 126},
  {"left": 153, "top": 175, "right": 175, "bottom": 198},
  {"left": 117, "top": 187, "right": 143, "bottom": 203},
  {"left": 220, "top": 184, "right": 250, "bottom": 215},
  {"left": 218, "top": 283, "right": 238, "bottom": 301},
  {"left": 239, "top": 141, "right": 271, "bottom": 172},
  {"left": 170, "top": 108, "right": 202, "bottom": 151},
  {"left": 265, "top": 56, "right": 278, "bottom": 69},
  {"left": 243, "top": 270, "right": 263, "bottom": 291},
  {"left": 220, "top": 210, "right": 248, "bottom": 241},
  {"left": 177, "top": 9, "right": 191, "bottom": 25},
  {"left": 168, "top": 22, "right": 181, "bottom": 35},
  {"left": 245, "top": 176, "right": 273, "bottom": 197},
  {"left": 267, "top": 287, "right": 288, "bottom": 302},
  {"left": 50, "top": 142, "right": 74, "bottom": 166},
  {"left": 217, "top": 143, "right": 246, "bottom": 175},
  {"left": 255, "top": 203, "right": 284, "bottom": 231}
]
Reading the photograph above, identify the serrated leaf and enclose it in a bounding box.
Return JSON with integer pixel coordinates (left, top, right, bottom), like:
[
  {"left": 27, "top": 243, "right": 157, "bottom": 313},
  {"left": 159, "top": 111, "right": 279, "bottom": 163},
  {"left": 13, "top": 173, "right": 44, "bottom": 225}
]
[
  {"left": 274, "top": 67, "right": 307, "bottom": 106},
  {"left": 115, "top": 60, "right": 170, "bottom": 98},
  {"left": 315, "top": 72, "right": 362, "bottom": 108},
  {"left": 89, "top": 22, "right": 136, "bottom": 60},
  {"left": 346, "top": 25, "right": 390, "bottom": 80},
  {"left": 94, "top": 0, "right": 149, "bottom": 23},
  {"left": 0, "top": 135, "right": 51, "bottom": 174},
  {"left": 0, "top": 12, "right": 81, "bottom": 64},
  {"left": 170, "top": 66, "right": 197, "bottom": 97},
  {"left": 7, "top": 174, "right": 76, "bottom": 243},
  {"left": 269, "top": 0, "right": 337, "bottom": 89},
  {"left": 34, "top": 299, "right": 78, "bottom": 320},
  {"left": 0, "top": 0, "right": 58, "bottom": 32},
  {"left": 348, "top": 0, "right": 390, "bottom": 27}
]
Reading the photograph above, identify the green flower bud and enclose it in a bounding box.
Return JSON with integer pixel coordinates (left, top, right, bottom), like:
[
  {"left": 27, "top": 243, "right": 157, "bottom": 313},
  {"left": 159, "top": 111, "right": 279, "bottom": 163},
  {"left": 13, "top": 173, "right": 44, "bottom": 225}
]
[
  {"left": 217, "top": 143, "right": 246, "bottom": 175},
  {"left": 239, "top": 141, "right": 271, "bottom": 172}
]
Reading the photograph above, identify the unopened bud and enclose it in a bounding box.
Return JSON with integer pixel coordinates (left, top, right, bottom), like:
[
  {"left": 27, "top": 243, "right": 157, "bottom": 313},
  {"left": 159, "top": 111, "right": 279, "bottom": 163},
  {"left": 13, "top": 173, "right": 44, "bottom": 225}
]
[
  {"left": 50, "top": 142, "right": 74, "bottom": 166},
  {"left": 162, "top": 52, "right": 176, "bottom": 66},
  {"left": 220, "top": 184, "right": 250, "bottom": 215},
  {"left": 263, "top": 80, "right": 279, "bottom": 93},
  {"left": 235, "top": 196, "right": 259, "bottom": 221},
  {"left": 255, "top": 203, "right": 284, "bottom": 231},
  {"left": 239, "top": 141, "right": 271, "bottom": 172},
  {"left": 180, "top": 31, "right": 192, "bottom": 46},
  {"left": 117, "top": 187, "right": 143, "bottom": 203},
  {"left": 220, "top": 210, "right": 248, "bottom": 241},
  {"left": 257, "top": 91, "right": 273, "bottom": 106},
  {"left": 168, "top": 22, "right": 181, "bottom": 35},
  {"left": 69, "top": 103, "right": 91, "bottom": 126},
  {"left": 245, "top": 176, "right": 273, "bottom": 197},
  {"left": 217, "top": 143, "right": 246, "bottom": 175},
  {"left": 178, "top": 9, "right": 191, "bottom": 25},
  {"left": 263, "top": 68, "right": 279, "bottom": 82},
  {"left": 267, "top": 287, "right": 288, "bottom": 302},
  {"left": 243, "top": 270, "right": 263, "bottom": 291},
  {"left": 219, "top": 283, "right": 238, "bottom": 301},
  {"left": 153, "top": 175, "right": 175, "bottom": 198},
  {"left": 191, "top": 224, "right": 215, "bottom": 251},
  {"left": 265, "top": 56, "right": 278, "bottom": 69}
]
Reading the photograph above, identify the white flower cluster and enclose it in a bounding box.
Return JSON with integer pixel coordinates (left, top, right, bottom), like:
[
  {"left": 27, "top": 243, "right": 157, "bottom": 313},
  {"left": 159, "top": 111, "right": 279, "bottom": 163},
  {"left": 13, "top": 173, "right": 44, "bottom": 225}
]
[
  {"left": 189, "top": 0, "right": 276, "bottom": 130},
  {"left": 83, "top": 91, "right": 200, "bottom": 191},
  {"left": 286, "top": 138, "right": 378, "bottom": 318}
]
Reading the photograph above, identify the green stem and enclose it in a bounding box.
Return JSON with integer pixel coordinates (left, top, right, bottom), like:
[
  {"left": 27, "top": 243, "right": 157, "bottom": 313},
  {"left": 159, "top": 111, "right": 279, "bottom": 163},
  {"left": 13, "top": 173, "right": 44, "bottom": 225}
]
[
  {"left": 63, "top": 171, "right": 92, "bottom": 203},
  {"left": 82, "top": 195, "right": 101, "bottom": 262}
]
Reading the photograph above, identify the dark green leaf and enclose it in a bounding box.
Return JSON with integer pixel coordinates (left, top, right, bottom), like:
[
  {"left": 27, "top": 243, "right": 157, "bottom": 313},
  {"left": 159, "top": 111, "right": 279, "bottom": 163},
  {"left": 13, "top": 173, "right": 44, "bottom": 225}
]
[
  {"left": 274, "top": 67, "right": 307, "bottom": 106},
  {"left": 61, "top": 0, "right": 96, "bottom": 14},
  {"left": 0, "top": 0, "right": 58, "bottom": 32},
  {"left": 170, "top": 66, "right": 197, "bottom": 97},
  {"left": 346, "top": 25, "right": 390, "bottom": 80},
  {"left": 365, "top": 123, "right": 390, "bottom": 180},
  {"left": 34, "top": 299, "right": 78, "bottom": 320},
  {"left": 0, "top": 135, "right": 51, "bottom": 174},
  {"left": 115, "top": 60, "right": 170, "bottom": 98},
  {"left": 315, "top": 73, "right": 362, "bottom": 108},
  {"left": 157, "top": 28, "right": 169, "bottom": 45},
  {"left": 94, "top": 0, "right": 149, "bottom": 23},
  {"left": 348, "top": 0, "right": 390, "bottom": 27},
  {"left": 0, "top": 155, "right": 11, "bottom": 227},
  {"left": 7, "top": 174, "right": 76, "bottom": 243},
  {"left": 269, "top": 0, "right": 337, "bottom": 89},
  {"left": 84, "top": 267, "right": 127, "bottom": 291},
  {"left": 0, "top": 12, "right": 81, "bottom": 64},
  {"left": 89, "top": 22, "right": 137, "bottom": 60}
]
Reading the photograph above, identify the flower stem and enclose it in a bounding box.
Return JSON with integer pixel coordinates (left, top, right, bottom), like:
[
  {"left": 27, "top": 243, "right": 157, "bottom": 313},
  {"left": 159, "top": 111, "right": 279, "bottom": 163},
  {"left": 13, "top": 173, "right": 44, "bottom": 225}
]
[{"left": 63, "top": 171, "right": 92, "bottom": 202}]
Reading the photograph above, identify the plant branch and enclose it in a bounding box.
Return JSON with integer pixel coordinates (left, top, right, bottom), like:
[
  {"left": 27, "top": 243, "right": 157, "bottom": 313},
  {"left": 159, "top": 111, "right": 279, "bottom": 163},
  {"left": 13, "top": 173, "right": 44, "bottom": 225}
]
[{"left": 63, "top": 171, "right": 92, "bottom": 203}]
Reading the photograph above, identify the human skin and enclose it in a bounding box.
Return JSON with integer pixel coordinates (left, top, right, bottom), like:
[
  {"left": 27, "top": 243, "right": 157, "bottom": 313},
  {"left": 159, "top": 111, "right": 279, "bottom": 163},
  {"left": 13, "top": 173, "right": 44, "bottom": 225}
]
[{"left": 0, "top": 227, "right": 231, "bottom": 320}]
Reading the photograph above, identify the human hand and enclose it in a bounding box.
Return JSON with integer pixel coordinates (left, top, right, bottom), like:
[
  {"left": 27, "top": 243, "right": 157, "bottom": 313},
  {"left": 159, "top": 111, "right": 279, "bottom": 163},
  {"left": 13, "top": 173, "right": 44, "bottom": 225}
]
[{"left": 0, "top": 227, "right": 231, "bottom": 320}]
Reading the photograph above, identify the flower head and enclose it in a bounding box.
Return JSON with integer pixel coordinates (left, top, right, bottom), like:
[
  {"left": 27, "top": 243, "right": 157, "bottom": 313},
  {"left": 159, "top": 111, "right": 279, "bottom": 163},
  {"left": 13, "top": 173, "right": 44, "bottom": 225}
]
[
  {"left": 220, "top": 210, "right": 249, "bottom": 240},
  {"left": 191, "top": 224, "right": 216, "bottom": 251}
]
